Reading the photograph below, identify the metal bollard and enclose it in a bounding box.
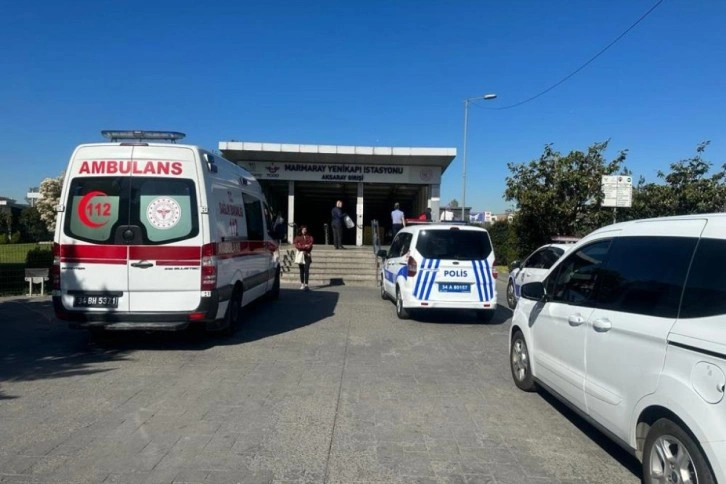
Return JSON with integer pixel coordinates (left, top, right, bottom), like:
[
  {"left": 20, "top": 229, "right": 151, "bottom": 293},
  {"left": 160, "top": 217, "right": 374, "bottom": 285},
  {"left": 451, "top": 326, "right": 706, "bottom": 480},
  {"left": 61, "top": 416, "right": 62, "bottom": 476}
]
[{"left": 323, "top": 223, "right": 329, "bottom": 246}]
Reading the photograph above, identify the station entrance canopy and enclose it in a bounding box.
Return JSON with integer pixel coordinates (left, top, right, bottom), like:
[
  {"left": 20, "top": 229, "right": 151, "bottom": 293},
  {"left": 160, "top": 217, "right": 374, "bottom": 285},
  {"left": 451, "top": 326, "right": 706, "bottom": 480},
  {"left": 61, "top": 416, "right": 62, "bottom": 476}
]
[{"left": 219, "top": 141, "right": 456, "bottom": 246}]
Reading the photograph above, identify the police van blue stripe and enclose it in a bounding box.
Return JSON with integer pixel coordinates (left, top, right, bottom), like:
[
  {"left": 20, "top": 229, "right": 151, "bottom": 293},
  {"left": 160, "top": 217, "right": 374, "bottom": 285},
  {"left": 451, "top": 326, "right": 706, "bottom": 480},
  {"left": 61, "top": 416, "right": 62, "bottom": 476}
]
[
  {"left": 479, "top": 260, "right": 490, "bottom": 301},
  {"left": 417, "top": 259, "right": 433, "bottom": 300},
  {"left": 413, "top": 258, "right": 426, "bottom": 298},
  {"left": 472, "top": 260, "right": 483, "bottom": 302},
  {"left": 424, "top": 259, "right": 440, "bottom": 300}
]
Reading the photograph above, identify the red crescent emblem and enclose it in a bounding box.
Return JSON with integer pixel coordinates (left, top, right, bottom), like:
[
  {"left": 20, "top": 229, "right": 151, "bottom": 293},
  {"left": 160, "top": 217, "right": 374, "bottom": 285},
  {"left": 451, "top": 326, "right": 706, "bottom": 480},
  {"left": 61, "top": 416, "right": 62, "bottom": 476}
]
[{"left": 78, "top": 191, "right": 109, "bottom": 228}]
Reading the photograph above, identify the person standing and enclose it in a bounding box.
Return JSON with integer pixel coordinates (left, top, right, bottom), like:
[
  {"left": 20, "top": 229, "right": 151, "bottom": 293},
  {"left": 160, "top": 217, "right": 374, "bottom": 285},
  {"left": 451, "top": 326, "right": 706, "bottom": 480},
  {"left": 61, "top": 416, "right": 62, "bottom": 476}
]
[
  {"left": 391, "top": 202, "right": 406, "bottom": 236},
  {"left": 331, "top": 200, "right": 344, "bottom": 249},
  {"left": 293, "top": 225, "right": 314, "bottom": 290}
]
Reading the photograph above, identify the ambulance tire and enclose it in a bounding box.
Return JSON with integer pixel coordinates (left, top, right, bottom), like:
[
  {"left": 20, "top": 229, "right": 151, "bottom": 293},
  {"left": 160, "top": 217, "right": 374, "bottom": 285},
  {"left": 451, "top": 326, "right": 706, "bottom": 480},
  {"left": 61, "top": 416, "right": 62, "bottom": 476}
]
[
  {"left": 395, "top": 287, "right": 410, "bottom": 320},
  {"left": 222, "top": 287, "right": 243, "bottom": 336}
]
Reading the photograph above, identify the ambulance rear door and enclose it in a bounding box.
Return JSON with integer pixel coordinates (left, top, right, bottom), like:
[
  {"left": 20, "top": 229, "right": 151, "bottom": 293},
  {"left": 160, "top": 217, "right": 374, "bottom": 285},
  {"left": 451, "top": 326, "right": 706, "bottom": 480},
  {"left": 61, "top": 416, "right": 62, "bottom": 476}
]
[{"left": 125, "top": 145, "right": 205, "bottom": 313}]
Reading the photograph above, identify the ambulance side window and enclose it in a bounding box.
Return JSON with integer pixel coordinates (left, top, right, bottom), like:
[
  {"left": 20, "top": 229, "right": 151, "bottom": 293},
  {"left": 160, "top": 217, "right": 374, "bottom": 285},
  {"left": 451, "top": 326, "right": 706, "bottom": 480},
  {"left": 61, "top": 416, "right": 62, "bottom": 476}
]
[{"left": 243, "top": 194, "right": 264, "bottom": 241}]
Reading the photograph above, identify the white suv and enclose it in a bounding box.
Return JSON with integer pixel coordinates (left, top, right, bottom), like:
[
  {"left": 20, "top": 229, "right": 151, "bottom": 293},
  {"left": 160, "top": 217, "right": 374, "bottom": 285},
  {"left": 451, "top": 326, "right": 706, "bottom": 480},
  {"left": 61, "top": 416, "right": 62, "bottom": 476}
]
[
  {"left": 378, "top": 223, "right": 497, "bottom": 321},
  {"left": 506, "top": 242, "right": 573, "bottom": 309},
  {"left": 509, "top": 214, "right": 726, "bottom": 483}
]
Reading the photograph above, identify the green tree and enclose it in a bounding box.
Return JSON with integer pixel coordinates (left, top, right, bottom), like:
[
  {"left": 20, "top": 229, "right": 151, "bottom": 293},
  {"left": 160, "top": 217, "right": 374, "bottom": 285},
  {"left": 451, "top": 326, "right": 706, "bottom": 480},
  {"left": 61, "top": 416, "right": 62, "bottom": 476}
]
[
  {"left": 504, "top": 141, "right": 628, "bottom": 257},
  {"left": 19, "top": 207, "right": 50, "bottom": 242},
  {"left": 627, "top": 142, "right": 725, "bottom": 220},
  {"left": 448, "top": 199, "right": 459, "bottom": 208},
  {"left": 486, "top": 220, "right": 517, "bottom": 266}
]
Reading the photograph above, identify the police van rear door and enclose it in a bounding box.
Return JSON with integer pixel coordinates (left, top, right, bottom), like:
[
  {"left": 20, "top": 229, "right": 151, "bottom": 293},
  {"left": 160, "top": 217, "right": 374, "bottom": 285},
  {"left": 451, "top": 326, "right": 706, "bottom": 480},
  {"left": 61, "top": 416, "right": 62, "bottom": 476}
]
[
  {"left": 125, "top": 145, "right": 204, "bottom": 313},
  {"left": 413, "top": 227, "right": 496, "bottom": 303}
]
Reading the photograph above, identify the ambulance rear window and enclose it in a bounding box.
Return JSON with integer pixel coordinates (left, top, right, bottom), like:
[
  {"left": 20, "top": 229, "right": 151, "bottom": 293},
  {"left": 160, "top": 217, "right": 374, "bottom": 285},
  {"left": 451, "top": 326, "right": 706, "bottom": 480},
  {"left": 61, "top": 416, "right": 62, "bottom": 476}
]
[
  {"left": 416, "top": 229, "right": 493, "bottom": 260},
  {"left": 64, "top": 177, "right": 198, "bottom": 245}
]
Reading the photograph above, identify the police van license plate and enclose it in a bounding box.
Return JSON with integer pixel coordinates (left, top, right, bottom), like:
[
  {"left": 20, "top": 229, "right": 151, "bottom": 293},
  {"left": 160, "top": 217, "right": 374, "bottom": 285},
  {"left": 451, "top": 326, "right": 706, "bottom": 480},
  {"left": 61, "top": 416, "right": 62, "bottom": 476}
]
[
  {"left": 73, "top": 295, "right": 119, "bottom": 308},
  {"left": 438, "top": 283, "right": 471, "bottom": 293}
]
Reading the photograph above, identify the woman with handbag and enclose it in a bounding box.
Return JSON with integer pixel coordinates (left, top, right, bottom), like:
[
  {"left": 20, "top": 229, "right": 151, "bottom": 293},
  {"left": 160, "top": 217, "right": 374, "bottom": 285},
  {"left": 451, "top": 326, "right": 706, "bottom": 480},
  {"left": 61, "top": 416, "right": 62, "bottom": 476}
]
[{"left": 293, "top": 225, "right": 314, "bottom": 290}]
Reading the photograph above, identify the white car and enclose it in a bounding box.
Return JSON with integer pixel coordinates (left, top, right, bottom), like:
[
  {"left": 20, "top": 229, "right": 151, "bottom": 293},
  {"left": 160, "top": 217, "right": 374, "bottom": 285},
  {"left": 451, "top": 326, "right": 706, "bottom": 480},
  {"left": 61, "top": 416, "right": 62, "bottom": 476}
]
[
  {"left": 509, "top": 214, "right": 726, "bottom": 483},
  {"left": 378, "top": 223, "right": 497, "bottom": 321},
  {"left": 506, "top": 243, "right": 572, "bottom": 309}
]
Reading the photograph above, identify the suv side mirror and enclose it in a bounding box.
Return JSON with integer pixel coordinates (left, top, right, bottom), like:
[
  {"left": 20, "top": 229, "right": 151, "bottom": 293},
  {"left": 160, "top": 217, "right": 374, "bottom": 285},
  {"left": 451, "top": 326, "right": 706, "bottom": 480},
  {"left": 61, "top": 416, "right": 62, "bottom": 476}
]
[
  {"left": 509, "top": 259, "right": 521, "bottom": 271},
  {"left": 377, "top": 249, "right": 388, "bottom": 259},
  {"left": 521, "top": 281, "right": 546, "bottom": 301}
]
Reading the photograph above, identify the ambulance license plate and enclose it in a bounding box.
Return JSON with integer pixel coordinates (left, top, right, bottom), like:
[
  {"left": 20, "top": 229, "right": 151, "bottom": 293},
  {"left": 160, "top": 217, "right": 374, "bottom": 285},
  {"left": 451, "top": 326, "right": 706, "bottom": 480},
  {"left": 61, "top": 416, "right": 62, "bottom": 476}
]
[
  {"left": 438, "top": 283, "right": 471, "bottom": 293},
  {"left": 73, "top": 295, "right": 119, "bottom": 308}
]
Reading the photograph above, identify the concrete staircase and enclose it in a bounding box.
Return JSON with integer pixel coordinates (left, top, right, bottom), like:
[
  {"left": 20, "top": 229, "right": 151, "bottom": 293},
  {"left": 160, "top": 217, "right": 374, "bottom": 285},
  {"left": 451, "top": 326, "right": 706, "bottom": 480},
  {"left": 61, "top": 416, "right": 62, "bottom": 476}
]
[{"left": 279, "top": 244, "right": 379, "bottom": 288}]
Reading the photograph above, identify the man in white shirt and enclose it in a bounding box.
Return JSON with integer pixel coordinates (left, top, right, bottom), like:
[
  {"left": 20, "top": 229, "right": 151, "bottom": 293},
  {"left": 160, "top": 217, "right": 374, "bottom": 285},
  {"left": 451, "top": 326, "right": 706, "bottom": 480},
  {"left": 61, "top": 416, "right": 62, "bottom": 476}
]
[{"left": 391, "top": 202, "right": 406, "bottom": 236}]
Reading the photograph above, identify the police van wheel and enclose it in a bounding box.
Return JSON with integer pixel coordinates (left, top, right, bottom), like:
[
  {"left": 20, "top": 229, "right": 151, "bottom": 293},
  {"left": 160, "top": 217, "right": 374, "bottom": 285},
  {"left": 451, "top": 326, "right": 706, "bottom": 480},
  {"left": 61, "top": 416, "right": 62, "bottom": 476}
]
[
  {"left": 223, "top": 288, "right": 242, "bottom": 335},
  {"left": 396, "top": 288, "right": 410, "bottom": 320},
  {"left": 380, "top": 281, "right": 387, "bottom": 300}
]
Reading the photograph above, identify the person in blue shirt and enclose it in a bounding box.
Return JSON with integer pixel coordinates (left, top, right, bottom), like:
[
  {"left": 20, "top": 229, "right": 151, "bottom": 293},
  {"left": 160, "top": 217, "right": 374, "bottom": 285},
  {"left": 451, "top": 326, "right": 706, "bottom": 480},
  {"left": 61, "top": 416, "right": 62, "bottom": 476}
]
[
  {"left": 391, "top": 202, "right": 406, "bottom": 236},
  {"left": 331, "top": 200, "right": 345, "bottom": 249}
]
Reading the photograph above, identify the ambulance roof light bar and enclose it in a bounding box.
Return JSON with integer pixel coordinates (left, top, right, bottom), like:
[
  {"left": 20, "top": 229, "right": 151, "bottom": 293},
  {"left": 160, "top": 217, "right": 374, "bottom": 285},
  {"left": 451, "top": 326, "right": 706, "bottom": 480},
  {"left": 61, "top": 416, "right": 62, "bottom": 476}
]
[{"left": 101, "top": 130, "right": 186, "bottom": 143}]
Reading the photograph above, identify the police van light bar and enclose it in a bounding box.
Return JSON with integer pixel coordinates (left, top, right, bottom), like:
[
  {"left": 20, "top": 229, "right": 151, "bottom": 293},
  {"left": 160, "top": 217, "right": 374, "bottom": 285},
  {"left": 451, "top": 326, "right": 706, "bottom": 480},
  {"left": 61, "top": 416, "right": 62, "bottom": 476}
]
[{"left": 101, "top": 130, "right": 186, "bottom": 143}]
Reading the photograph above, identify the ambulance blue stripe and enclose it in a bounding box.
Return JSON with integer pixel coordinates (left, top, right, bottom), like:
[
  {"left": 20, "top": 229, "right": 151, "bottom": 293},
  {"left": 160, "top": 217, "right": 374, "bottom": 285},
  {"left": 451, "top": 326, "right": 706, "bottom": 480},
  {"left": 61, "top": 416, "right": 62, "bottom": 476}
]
[
  {"left": 484, "top": 259, "right": 494, "bottom": 301},
  {"left": 479, "top": 260, "right": 490, "bottom": 301},
  {"left": 417, "top": 259, "right": 433, "bottom": 300},
  {"left": 425, "top": 259, "right": 440, "bottom": 300},
  {"left": 413, "top": 258, "right": 426, "bottom": 298},
  {"left": 472, "top": 260, "right": 484, "bottom": 302}
]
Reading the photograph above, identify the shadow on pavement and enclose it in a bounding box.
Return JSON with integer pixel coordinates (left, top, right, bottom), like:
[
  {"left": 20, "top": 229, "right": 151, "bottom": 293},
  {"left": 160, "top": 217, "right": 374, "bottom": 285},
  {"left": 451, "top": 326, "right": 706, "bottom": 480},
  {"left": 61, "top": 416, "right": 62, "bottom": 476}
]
[
  {"left": 388, "top": 303, "right": 513, "bottom": 326},
  {"left": 538, "top": 389, "right": 642, "bottom": 479},
  {"left": 0, "top": 297, "right": 130, "bottom": 391}
]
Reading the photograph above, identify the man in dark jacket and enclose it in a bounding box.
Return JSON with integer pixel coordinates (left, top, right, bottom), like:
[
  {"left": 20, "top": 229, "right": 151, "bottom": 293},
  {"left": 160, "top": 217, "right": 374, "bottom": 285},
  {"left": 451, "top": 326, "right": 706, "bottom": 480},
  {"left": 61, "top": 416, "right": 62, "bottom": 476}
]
[{"left": 331, "top": 200, "right": 344, "bottom": 249}]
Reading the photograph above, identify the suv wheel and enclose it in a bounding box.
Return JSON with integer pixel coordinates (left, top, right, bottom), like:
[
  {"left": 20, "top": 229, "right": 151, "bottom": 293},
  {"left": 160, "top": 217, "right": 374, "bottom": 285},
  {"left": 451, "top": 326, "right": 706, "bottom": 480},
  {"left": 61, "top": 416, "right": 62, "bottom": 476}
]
[
  {"left": 395, "top": 287, "right": 410, "bottom": 320},
  {"left": 506, "top": 280, "right": 517, "bottom": 309},
  {"left": 510, "top": 330, "right": 535, "bottom": 391},
  {"left": 643, "top": 418, "right": 715, "bottom": 484}
]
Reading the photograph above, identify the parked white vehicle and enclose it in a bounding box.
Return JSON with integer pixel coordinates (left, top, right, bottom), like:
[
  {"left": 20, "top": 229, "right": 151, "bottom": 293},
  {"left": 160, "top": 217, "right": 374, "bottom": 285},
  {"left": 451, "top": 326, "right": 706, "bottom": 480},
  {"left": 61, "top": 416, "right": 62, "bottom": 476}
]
[
  {"left": 378, "top": 223, "right": 497, "bottom": 321},
  {"left": 509, "top": 214, "right": 726, "bottom": 483},
  {"left": 52, "top": 130, "right": 281, "bottom": 335},
  {"left": 506, "top": 242, "right": 573, "bottom": 309}
]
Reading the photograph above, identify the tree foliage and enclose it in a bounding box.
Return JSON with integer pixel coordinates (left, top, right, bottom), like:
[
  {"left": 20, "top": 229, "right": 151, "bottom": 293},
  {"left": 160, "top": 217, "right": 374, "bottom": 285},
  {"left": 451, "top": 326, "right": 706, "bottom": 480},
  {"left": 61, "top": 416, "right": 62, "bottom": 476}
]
[
  {"left": 504, "top": 141, "right": 627, "bottom": 257},
  {"left": 19, "top": 207, "right": 50, "bottom": 242},
  {"left": 627, "top": 142, "right": 726, "bottom": 220},
  {"left": 36, "top": 172, "right": 64, "bottom": 233}
]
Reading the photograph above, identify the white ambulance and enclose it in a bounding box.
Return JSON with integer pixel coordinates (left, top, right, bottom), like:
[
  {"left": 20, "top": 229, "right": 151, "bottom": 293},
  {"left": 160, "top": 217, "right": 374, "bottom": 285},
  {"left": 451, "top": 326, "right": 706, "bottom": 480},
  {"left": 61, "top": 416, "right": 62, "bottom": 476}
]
[{"left": 52, "top": 130, "right": 281, "bottom": 335}]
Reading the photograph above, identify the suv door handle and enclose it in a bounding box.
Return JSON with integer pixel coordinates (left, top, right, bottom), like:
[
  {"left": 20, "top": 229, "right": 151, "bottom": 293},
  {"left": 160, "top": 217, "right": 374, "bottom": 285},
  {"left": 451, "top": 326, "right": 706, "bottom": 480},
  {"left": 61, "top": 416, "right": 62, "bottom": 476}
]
[
  {"left": 130, "top": 261, "right": 154, "bottom": 268},
  {"left": 568, "top": 314, "right": 585, "bottom": 326},
  {"left": 592, "top": 318, "right": 612, "bottom": 333}
]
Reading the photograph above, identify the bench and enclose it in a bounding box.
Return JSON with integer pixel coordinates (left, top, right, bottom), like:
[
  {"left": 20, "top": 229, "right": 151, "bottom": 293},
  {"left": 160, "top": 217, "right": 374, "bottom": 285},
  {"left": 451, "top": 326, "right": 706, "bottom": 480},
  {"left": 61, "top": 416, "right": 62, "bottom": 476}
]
[{"left": 25, "top": 268, "right": 49, "bottom": 297}]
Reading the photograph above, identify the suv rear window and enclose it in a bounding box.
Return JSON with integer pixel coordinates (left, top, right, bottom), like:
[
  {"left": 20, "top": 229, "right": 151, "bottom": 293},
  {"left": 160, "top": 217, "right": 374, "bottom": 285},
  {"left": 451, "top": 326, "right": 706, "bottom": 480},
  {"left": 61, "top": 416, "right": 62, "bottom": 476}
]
[
  {"left": 415, "top": 229, "right": 492, "bottom": 260},
  {"left": 64, "top": 177, "right": 198, "bottom": 245}
]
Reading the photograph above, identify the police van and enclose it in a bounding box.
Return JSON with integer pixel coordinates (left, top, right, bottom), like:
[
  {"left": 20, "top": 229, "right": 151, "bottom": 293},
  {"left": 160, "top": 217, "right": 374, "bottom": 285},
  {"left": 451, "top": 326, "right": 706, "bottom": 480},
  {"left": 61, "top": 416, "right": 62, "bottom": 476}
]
[
  {"left": 377, "top": 223, "right": 497, "bottom": 321},
  {"left": 52, "top": 130, "right": 281, "bottom": 335}
]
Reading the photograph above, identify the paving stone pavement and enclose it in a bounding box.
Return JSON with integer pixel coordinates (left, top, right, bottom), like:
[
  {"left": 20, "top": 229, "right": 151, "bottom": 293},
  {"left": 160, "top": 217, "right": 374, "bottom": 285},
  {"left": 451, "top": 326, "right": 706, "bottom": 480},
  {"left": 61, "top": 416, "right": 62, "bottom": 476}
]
[{"left": 0, "top": 280, "right": 640, "bottom": 484}]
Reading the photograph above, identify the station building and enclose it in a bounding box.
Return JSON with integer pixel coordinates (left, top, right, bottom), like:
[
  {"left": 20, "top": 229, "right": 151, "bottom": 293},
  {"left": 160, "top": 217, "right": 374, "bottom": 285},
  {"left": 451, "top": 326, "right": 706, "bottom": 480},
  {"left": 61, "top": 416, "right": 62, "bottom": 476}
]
[{"left": 219, "top": 141, "right": 457, "bottom": 247}]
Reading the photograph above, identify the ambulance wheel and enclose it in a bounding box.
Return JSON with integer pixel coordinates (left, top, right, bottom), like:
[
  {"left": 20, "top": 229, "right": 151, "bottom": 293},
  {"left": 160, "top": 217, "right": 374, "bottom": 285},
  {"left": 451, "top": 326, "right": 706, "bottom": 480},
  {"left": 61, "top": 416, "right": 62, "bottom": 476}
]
[
  {"left": 223, "top": 288, "right": 242, "bottom": 336},
  {"left": 395, "top": 287, "right": 410, "bottom": 320}
]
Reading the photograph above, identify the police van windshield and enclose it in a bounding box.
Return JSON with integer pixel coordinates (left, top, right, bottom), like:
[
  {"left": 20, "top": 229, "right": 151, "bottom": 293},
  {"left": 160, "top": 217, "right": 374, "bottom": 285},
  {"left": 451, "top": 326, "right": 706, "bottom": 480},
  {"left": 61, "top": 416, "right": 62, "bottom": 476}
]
[
  {"left": 416, "top": 229, "right": 493, "bottom": 260},
  {"left": 64, "top": 177, "right": 199, "bottom": 245}
]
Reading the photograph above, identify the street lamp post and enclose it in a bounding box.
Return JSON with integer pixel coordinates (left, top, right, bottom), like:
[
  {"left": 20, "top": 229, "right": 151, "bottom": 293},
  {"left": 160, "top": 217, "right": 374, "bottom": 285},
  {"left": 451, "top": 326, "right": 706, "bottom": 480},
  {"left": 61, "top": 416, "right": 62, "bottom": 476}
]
[{"left": 461, "top": 93, "right": 497, "bottom": 221}]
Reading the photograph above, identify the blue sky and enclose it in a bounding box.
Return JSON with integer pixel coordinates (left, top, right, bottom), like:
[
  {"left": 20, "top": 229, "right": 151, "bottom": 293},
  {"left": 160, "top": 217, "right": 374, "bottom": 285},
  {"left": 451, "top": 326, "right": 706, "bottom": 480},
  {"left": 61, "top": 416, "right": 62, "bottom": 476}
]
[{"left": 2, "top": 0, "right": 724, "bottom": 213}]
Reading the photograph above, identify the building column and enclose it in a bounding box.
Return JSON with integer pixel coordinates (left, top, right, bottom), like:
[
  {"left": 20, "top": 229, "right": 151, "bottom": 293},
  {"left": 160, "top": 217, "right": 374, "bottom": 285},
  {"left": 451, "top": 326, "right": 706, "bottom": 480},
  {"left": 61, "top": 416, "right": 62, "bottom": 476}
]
[
  {"left": 356, "top": 182, "right": 364, "bottom": 246},
  {"left": 287, "top": 181, "right": 295, "bottom": 243},
  {"left": 429, "top": 184, "right": 440, "bottom": 222}
]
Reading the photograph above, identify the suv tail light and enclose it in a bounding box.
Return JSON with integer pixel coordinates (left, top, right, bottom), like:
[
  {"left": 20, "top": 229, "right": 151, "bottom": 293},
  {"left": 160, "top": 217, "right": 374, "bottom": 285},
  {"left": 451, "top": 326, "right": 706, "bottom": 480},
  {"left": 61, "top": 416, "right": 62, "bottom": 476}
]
[
  {"left": 407, "top": 256, "right": 417, "bottom": 277},
  {"left": 51, "top": 243, "right": 61, "bottom": 291},
  {"left": 201, "top": 243, "right": 217, "bottom": 291}
]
